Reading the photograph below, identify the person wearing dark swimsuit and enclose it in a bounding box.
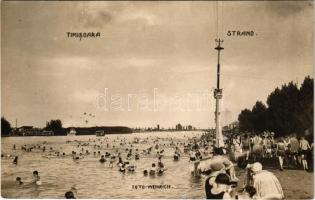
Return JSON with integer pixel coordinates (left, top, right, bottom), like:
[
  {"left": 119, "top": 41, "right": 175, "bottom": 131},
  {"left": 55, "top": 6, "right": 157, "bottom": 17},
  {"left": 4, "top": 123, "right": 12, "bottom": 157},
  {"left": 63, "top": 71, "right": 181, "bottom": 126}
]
[{"left": 205, "top": 173, "right": 232, "bottom": 199}]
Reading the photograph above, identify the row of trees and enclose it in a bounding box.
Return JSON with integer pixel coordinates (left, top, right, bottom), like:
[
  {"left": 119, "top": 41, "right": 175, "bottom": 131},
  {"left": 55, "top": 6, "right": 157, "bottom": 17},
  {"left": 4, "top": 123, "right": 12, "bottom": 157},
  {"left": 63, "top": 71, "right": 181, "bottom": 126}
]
[
  {"left": 1, "top": 117, "right": 12, "bottom": 136},
  {"left": 238, "top": 76, "right": 313, "bottom": 138},
  {"left": 45, "top": 119, "right": 63, "bottom": 133},
  {"left": 1, "top": 118, "right": 63, "bottom": 136}
]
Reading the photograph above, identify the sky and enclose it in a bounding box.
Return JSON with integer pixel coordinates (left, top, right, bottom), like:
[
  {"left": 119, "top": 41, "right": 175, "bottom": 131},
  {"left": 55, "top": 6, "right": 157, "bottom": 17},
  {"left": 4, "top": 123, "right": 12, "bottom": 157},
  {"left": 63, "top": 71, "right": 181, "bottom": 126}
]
[{"left": 1, "top": 1, "right": 313, "bottom": 129}]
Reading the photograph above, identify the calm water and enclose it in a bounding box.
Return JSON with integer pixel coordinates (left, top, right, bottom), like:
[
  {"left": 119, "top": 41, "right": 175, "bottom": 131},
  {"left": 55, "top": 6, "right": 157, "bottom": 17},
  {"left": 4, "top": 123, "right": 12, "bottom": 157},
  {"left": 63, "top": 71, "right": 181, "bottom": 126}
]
[{"left": 1, "top": 131, "right": 207, "bottom": 199}]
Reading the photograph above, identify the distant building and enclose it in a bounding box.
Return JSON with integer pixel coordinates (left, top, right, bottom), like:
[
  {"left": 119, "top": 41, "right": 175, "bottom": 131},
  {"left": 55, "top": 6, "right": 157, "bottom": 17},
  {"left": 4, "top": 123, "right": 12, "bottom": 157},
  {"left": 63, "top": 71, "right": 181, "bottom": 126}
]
[
  {"left": 15, "top": 126, "right": 54, "bottom": 136},
  {"left": 18, "top": 126, "right": 33, "bottom": 132}
]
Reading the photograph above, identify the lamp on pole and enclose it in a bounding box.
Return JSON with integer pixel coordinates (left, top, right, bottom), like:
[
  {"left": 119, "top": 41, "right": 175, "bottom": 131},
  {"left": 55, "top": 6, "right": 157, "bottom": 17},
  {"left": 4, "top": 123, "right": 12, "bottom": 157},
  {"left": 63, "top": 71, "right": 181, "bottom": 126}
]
[{"left": 214, "top": 38, "right": 224, "bottom": 148}]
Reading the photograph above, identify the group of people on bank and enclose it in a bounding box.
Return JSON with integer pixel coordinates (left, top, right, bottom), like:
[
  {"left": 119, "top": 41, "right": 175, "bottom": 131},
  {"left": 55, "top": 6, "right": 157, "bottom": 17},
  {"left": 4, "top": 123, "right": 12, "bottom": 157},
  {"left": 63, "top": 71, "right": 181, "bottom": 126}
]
[
  {"left": 230, "top": 131, "right": 313, "bottom": 171},
  {"left": 204, "top": 147, "right": 284, "bottom": 200}
]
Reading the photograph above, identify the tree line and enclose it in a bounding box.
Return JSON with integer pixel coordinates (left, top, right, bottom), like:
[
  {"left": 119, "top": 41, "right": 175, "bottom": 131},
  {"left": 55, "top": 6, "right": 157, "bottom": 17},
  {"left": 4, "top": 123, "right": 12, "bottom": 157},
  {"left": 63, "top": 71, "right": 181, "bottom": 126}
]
[
  {"left": 238, "top": 76, "right": 313, "bottom": 139},
  {"left": 1, "top": 118, "right": 133, "bottom": 136}
]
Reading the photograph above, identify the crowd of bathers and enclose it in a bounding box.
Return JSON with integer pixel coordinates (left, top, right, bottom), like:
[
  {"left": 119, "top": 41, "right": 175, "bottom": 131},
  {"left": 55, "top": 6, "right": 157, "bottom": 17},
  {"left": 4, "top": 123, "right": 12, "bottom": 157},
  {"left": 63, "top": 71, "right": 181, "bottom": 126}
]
[
  {"left": 228, "top": 131, "right": 313, "bottom": 171},
  {"left": 2, "top": 134, "right": 206, "bottom": 198},
  {"left": 2, "top": 130, "right": 312, "bottom": 199}
]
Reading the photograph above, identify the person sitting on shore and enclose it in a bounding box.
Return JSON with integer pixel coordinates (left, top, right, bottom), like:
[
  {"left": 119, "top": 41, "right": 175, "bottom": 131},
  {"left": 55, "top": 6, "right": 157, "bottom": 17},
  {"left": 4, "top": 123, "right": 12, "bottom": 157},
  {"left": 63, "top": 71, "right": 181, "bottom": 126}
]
[
  {"left": 16, "top": 177, "right": 24, "bottom": 185},
  {"left": 246, "top": 162, "right": 284, "bottom": 199}
]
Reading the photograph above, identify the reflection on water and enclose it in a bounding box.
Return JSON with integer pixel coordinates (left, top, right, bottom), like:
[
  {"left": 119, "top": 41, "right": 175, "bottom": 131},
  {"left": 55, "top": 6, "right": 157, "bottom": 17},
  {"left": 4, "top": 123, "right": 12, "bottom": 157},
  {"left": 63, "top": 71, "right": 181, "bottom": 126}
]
[{"left": 1, "top": 132, "right": 206, "bottom": 198}]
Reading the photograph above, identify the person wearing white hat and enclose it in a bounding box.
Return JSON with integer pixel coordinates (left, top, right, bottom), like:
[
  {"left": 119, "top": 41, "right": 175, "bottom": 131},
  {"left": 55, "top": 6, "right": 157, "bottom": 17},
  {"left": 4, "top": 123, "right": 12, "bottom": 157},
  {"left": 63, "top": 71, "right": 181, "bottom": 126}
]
[{"left": 246, "top": 162, "right": 284, "bottom": 200}]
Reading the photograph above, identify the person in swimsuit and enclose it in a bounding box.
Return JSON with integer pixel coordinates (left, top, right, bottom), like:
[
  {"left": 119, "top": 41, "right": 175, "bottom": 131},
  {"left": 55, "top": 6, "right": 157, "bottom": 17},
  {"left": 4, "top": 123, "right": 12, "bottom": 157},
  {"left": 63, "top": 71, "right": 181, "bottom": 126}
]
[
  {"left": 276, "top": 138, "right": 286, "bottom": 171},
  {"left": 242, "top": 134, "right": 250, "bottom": 160},
  {"left": 289, "top": 134, "right": 300, "bottom": 166},
  {"left": 300, "top": 136, "right": 311, "bottom": 171},
  {"left": 208, "top": 148, "right": 239, "bottom": 182}
]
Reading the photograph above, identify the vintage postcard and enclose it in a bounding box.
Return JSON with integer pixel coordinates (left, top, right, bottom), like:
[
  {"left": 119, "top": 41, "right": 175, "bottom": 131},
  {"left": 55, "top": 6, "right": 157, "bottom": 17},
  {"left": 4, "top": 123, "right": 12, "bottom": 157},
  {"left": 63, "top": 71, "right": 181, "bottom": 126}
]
[{"left": 1, "top": 1, "right": 314, "bottom": 199}]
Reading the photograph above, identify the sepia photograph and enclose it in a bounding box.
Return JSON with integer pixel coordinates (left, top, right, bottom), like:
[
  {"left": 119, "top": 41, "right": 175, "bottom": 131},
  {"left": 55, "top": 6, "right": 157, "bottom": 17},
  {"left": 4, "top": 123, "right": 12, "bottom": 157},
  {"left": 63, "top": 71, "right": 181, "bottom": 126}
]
[{"left": 1, "top": 1, "right": 314, "bottom": 199}]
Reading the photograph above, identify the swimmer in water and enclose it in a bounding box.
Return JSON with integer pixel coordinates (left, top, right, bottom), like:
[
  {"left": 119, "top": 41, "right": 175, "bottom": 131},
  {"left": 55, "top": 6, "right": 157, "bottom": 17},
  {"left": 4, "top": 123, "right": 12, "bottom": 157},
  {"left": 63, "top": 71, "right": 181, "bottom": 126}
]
[
  {"left": 143, "top": 170, "right": 148, "bottom": 176},
  {"left": 65, "top": 191, "right": 76, "bottom": 199},
  {"left": 119, "top": 163, "right": 126, "bottom": 173},
  {"left": 128, "top": 165, "right": 136, "bottom": 172},
  {"left": 33, "top": 171, "right": 42, "bottom": 185},
  {"left": 149, "top": 163, "right": 156, "bottom": 176},
  {"left": 16, "top": 177, "right": 23, "bottom": 185},
  {"left": 65, "top": 186, "right": 78, "bottom": 199},
  {"left": 117, "top": 157, "right": 123, "bottom": 166},
  {"left": 100, "top": 155, "right": 106, "bottom": 163},
  {"left": 13, "top": 156, "right": 18, "bottom": 165}
]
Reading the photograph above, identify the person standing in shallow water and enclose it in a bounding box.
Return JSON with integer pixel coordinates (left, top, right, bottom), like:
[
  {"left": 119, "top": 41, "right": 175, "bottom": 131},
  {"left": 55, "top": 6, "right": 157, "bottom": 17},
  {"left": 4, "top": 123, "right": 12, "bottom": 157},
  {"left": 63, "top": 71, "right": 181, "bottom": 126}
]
[
  {"left": 33, "top": 171, "right": 42, "bottom": 185},
  {"left": 13, "top": 156, "right": 18, "bottom": 165}
]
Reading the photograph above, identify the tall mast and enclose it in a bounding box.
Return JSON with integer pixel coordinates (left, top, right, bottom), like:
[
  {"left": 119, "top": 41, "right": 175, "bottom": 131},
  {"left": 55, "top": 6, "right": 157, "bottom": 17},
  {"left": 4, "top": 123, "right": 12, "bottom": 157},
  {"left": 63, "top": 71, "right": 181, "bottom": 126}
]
[{"left": 214, "top": 38, "right": 224, "bottom": 147}]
